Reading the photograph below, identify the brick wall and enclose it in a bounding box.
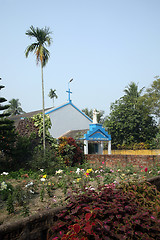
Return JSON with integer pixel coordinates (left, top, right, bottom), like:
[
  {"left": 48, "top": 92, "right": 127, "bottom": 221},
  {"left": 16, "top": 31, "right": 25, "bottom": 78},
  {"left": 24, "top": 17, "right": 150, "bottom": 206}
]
[{"left": 85, "top": 154, "right": 160, "bottom": 168}]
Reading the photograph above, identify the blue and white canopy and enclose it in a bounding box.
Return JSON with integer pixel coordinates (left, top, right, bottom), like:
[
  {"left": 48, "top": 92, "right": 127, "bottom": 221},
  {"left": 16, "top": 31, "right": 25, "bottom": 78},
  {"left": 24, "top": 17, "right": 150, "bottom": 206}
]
[{"left": 83, "top": 123, "right": 111, "bottom": 141}]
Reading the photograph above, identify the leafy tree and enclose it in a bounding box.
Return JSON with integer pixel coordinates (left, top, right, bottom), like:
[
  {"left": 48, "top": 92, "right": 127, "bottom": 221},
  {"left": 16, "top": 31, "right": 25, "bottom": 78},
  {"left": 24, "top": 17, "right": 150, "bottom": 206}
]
[
  {"left": 0, "top": 78, "right": 16, "bottom": 155},
  {"left": 104, "top": 82, "right": 158, "bottom": 149},
  {"left": 48, "top": 88, "right": 58, "bottom": 107},
  {"left": 5, "top": 98, "right": 25, "bottom": 115},
  {"left": 141, "top": 76, "right": 160, "bottom": 122},
  {"left": 82, "top": 108, "right": 105, "bottom": 123},
  {"left": 25, "top": 25, "right": 52, "bottom": 152}
]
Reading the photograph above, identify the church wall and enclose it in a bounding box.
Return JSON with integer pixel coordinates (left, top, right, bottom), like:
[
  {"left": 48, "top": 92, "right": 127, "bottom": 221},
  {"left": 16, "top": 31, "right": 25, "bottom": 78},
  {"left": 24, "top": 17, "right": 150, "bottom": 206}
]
[{"left": 48, "top": 104, "right": 92, "bottom": 138}]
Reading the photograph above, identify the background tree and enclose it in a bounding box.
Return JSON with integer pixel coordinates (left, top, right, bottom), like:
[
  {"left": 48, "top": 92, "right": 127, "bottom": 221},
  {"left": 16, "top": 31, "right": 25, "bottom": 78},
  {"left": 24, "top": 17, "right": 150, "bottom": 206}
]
[
  {"left": 123, "top": 81, "right": 144, "bottom": 108},
  {"left": 104, "top": 82, "right": 158, "bottom": 149},
  {"left": 5, "top": 98, "right": 25, "bottom": 115},
  {"left": 48, "top": 88, "right": 58, "bottom": 107},
  {"left": 82, "top": 108, "right": 105, "bottom": 123},
  {"left": 25, "top": 25, "right": 52, "bottom": 152},
  {"left": 0, "top": 78, "right": 16, "bottom": 156},
  {"left": 141, "top": 76, "right": 160, "bottom": 123}
]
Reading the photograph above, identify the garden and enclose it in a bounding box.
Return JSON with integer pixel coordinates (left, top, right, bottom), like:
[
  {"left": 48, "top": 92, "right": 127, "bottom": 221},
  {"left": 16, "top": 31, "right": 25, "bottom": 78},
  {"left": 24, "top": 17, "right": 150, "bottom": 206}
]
[{"left": 1, "top": 160, "right": 160, "bottom": 239}]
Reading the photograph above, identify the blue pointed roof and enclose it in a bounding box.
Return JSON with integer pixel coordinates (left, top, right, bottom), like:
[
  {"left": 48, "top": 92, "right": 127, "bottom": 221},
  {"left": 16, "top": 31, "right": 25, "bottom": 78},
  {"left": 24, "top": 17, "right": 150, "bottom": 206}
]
[{"left": 83, "top": 123, "right": 111, "bottom": 141}]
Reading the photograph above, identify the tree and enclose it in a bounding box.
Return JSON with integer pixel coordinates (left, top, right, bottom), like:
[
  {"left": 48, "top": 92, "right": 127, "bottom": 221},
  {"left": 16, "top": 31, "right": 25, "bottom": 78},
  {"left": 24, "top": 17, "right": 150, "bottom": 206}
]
[
  {"left": 123, "top": 81, "right": 144, "bottom": 108},
  {"left": 25, "top": 25, "right": 52, "bottom": 152},
  {"left": 48, "top": 89, "right": 58, "bottom": 107},
  {"left": 141, "top": 76, "right": 160, "bottom": 122},
  {"left": 5, "top": 98, "right": 25, "bottom": 115},
  {"left": 0, "top": 78, "right": 16, "bottom": 155},
  {"left": 104, "top": 82, "right": 158, "bottom": 149}
]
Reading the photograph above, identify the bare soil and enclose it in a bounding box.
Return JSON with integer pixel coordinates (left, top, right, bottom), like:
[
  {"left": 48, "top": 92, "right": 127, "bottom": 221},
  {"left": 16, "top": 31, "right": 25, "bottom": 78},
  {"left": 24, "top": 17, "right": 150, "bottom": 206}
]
[{"left": 0, "top": 177, "right": 68, "bottom": 226}]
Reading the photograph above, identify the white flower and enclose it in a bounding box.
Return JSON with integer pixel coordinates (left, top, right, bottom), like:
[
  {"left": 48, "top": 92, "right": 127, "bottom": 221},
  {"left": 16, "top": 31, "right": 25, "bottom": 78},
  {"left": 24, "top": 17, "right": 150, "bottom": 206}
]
[
  {"left": 55, "top": 169, "right": 63, "bottom": 174},
  {"left": 76, "top": 168, "right": 80, "bottom": 174},
  {"left": 40, "top": 169, "right": 44, "bottom": 172},
  {"left": 1, "top": 172, "right": 9, "bottom": 176},
  {"left": 25, "top": 182, "right": 33, "bottom": 187},
  {"left": 29, "top": 190, "right": 34, "bottom": 194},
  {"left": 40, "top": 178, "right": 46, "bottom": 182},
  {"left": 1, "top": 181, "right": 7, "bottom": 190}
]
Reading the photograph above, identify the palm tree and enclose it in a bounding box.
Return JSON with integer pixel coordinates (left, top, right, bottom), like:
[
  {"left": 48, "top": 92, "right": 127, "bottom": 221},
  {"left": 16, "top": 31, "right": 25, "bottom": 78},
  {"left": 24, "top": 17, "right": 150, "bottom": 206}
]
[
  {"left": 48, "top": 89, "right": 58, "bottom": 107},
  {"left": 6, "top": 98, "right": 25, "bottom": 115},
  {"left": 25, "top": 25, "right": 52, "bottom": 152},
  {"left": 123, "top": 82, "right": 144, "bottom": 108},
  {"left": 124, "top": 82, "right": 144, "bottom": 98}
]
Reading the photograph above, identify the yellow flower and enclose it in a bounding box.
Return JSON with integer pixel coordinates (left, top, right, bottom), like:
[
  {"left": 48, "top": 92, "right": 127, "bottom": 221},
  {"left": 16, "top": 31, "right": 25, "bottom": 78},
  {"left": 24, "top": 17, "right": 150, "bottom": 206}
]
[
  {"left": 77, "top": 178, "right": 81, "bottom": 182},
  {"left": 43, "top": 174, "right": 47, "bottom": 178},
  {"left": 86, "top": 168, "right": 92, "bottom": 173}
]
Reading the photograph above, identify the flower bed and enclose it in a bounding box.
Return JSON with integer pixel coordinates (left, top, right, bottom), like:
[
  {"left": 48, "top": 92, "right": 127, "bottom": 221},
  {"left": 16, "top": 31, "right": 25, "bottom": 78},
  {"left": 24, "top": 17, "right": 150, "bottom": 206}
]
[{"left": 0, "top": 163, "right": 160, "bottom": 239}]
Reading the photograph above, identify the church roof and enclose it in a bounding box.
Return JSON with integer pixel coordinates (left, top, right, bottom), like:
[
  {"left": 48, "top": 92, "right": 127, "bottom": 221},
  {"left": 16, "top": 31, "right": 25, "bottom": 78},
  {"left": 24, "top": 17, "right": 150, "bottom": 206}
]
[
  {"left": 60, "top": 129, "right": 89, "bottom": 139},
  {"left": 83, "top": 123, "right": 111, "bottom": 141},
  {"left": 9, "top": 107, "right": 52, "bottom": 127},
  {"left": 45, "top": 101, "right": 93, "bottom": 122}
]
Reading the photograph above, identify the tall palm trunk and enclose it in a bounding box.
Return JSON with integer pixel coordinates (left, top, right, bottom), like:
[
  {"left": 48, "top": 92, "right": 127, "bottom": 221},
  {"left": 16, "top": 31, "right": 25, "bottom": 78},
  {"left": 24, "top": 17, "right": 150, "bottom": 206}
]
[{"left": 41, "top": 62, "right": 46, "bottom": 153}]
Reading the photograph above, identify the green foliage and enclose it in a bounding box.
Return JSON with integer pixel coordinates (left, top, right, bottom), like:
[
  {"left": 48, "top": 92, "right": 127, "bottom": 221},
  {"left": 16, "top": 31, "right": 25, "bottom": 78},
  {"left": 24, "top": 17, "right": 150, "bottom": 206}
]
[
  {"left": 40, "top": 186, "right": 45, "bottom": 202},
  {"left": 29, "top": 146, "right": 61, "bottom": 174},
  {"left": 0, "top": 79, "right": 17, "bottom": 156},
  {"left": 150, "top": 131, "right": 160, "bottom": 149},
  {"left": 48, "top": 88, "right": 58, "bottom": 107},
  {"left": 0, "top": 182, "right": 14, "bottom": 201},
  {"left": 11, "top": 135, "right": 35, "bottom": 170},
  {"left": 6, "top": 193, "right": 14, "bottom": 214},
  {"left": 31, "top": 113, "right": 52, "bottom": 138},
  {"left": 25, "top": 25, "right": 52, "bottom": 67},
  {"left": 142, "top": 76, "right": 160, "bottom": 121},
  {"left": 104, "top": 82, "right": 158, "bottom": 149},
  {"left": 14, "top": 186, "right": 27, "bottom": 206},
  {"left": 4, "top": 98, "right": 25, "bottom": 116}
]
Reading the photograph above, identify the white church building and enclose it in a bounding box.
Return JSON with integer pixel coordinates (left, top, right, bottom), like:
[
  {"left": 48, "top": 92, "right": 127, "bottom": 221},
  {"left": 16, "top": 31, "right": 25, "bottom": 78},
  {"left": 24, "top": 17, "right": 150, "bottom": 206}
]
[
  {"left": 45, "top": 100, "right": 92, "bottom": 139},
  {"left": 11, "top": 82, "right": 111, "bottom": 154}
]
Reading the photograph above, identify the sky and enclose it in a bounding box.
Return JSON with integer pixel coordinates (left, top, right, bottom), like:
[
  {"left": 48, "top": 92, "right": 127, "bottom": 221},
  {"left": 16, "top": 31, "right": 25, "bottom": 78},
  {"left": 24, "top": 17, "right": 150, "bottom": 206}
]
[{"left": 1, "top": 0, "right": 160, "bottom": 117}]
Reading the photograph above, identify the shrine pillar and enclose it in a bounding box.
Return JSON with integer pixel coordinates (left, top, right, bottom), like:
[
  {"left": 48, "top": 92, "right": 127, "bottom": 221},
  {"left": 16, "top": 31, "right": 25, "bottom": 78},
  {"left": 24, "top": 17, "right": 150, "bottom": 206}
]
[
  {"left": 108, "top": 140, "right": 111, "bottom": 155},
  {"left": 84, "top": 140, "right": 88, "bottom": 154},
  {"left": 98, "top": 141, "right": 103, "bottom": 154}
]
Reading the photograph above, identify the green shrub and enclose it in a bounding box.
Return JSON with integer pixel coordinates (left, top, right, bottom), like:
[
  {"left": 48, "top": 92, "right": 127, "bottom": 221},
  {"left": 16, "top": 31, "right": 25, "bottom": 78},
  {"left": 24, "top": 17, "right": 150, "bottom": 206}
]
[
  {"left": 29, "top": 146, "right": 61, "bottom": 174},
  {"left": 0, "top": 182, "right": 14, "bottom": 201}
]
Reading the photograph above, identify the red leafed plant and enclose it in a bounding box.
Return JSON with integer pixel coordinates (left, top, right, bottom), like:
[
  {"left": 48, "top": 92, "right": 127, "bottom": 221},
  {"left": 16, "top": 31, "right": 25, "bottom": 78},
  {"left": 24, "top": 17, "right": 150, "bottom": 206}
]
[
  {"left": 58, "top": 137, "right": 83, "bottom": 166},
  {"left": 47, "top": 182, "right": 160, "bottom": 240}
]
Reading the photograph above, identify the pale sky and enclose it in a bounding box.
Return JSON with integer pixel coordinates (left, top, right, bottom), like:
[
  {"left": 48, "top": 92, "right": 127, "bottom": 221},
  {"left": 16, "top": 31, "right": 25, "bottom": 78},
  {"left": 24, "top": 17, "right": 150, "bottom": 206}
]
[{"left": 1, "top": 0, "right": 160, "bottom": 116}]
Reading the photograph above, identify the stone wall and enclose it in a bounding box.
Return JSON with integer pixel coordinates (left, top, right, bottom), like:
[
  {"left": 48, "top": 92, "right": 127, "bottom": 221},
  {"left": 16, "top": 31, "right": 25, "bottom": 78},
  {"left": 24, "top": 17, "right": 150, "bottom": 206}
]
[
  {"left": 0, "top": 206, "right": 65, "bottom": 240},
  {"left": 85, "top": 154, "right": 160, "bottom": 168}
]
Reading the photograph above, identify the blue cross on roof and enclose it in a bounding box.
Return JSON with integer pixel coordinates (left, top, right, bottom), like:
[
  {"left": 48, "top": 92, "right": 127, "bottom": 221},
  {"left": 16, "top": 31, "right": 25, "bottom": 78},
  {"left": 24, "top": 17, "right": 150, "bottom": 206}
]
[
  {"left": 66, "top": 88, "right": 72, "bottom": 102},
  {"left": 66, "top": 78, "right": 73, "bottom": 102}
]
